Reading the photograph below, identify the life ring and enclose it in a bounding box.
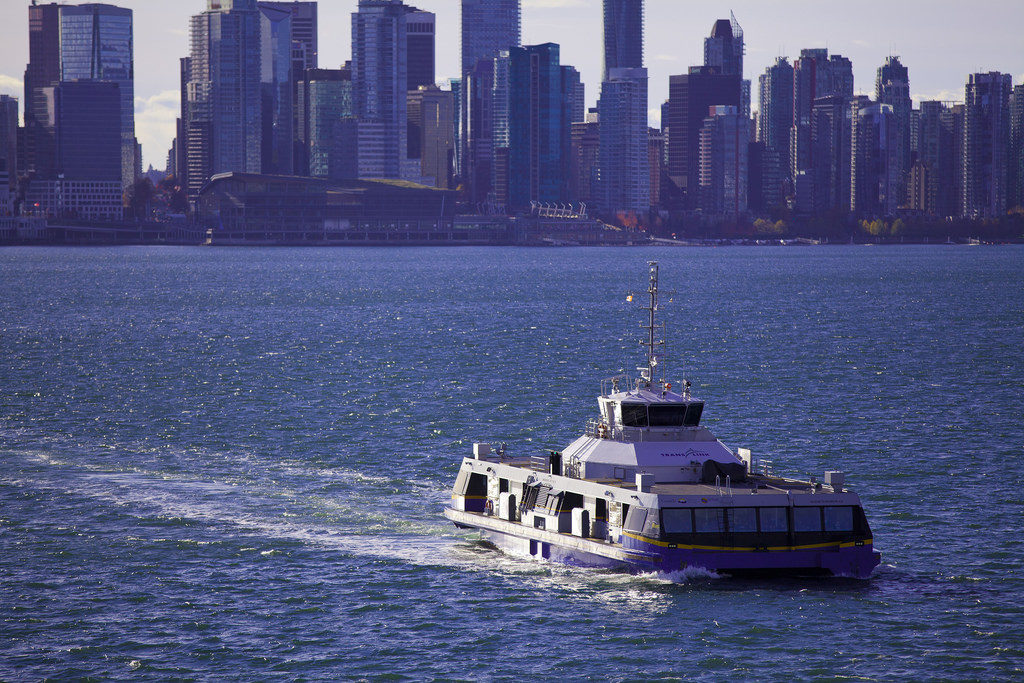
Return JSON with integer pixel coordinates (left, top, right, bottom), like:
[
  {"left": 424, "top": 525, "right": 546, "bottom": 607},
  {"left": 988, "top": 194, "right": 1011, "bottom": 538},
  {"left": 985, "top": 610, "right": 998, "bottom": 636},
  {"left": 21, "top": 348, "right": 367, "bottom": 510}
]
[
  {"left": 484, "top": 499, "right": 494, "bottom": 515},
  {"left": 597, "top": 423, "right": 608, "bottom": 439}
]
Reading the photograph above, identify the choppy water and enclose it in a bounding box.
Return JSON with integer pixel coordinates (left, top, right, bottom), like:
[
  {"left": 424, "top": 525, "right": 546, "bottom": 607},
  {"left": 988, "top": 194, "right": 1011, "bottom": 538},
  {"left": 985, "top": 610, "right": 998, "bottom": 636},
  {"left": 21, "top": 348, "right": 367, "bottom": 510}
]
[{"left": 1, "top": 245, "right": 1022, "bottom": 680}]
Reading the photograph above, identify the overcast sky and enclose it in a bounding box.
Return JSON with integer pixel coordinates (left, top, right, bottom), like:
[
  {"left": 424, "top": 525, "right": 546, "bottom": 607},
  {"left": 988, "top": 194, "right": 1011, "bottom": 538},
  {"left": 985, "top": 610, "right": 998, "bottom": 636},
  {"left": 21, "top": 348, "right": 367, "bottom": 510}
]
[{"left": 0, "top": 0, "right": 1021, "bottom": 171}]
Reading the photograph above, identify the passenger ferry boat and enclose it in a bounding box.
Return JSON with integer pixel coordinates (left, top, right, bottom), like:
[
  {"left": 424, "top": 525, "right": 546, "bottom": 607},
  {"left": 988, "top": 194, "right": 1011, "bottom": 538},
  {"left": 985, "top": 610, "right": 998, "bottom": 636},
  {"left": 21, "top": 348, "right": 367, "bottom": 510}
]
[{"left": 444, "top": 262, "right": 881, "bottom": 578}]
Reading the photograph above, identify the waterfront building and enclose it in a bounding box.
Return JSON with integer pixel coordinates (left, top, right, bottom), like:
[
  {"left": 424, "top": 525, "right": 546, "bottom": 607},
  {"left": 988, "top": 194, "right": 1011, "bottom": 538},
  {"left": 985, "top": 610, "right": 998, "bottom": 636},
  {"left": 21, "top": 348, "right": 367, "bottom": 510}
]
[
  {"left": 809, "top": 94, "right": 853, "bottom": 215},
  {"left": 58, "top": 3, "right": 135, "bottom": 191},
  {"left": 648, "top": 127, "right": 663, "bottom": 208},
  {"left": 460, "top": 0, "right": 520, "bottom": 203},
  {"left": 351, "top": 0, "right": 417, "bottom": 179},
  {"left": 757, "top": 58, "right": 793, "bottom": 204},
  {"left": 697, "top": 105, "right": 748, "bottom": 217},
  {"left": 507, "top": 43, "right": 571, "bottom": 211},
  {"left": 569, "top": 111, "right": 600, "bottom": 206},
  {"left": 876, "top": 56, "right": 912, "bottom": 207},
  {"left": 963, "top": 72, "right": 1012, "bottom": 219},
  {"left": 598, "top": 67, "right": 650, "bottom": 216},
  {"left": 665, "top": 67, "right": 741, "bottom": 206},
  {"left": 186, "top": 0, "right": 263, "bottom": 200},
  {"left": 405, "top": 8, "right": 435, "bottom": 90},
  {"left": 1008, "top": 84, "right": 1024, "bottom": 212},
  {"left": 23, "top": 2, "right": 61, "bottom": 179},
  {"left": 407, "top": 86, "right": 455, "bottom": 189},
  {"left": 917, "top": 100, "right": 957, "bottom": 217},
  {"left": 602, "top": 0, "right": 643, "bottom": 80},
  {"left": 0, "top": 95, "right": 17, "bottom": 197},
  {"left": 298, "top": 67, "right": 353, "bottom": 179},
  {"left": 851, "top": 101, "right": 899, "bottom": 217},
  {"left": 258, "top": 3, "right": 294, "bottom": 175},
  {"left": 792, "top": 49, "right": 853, "bottom": 180}
]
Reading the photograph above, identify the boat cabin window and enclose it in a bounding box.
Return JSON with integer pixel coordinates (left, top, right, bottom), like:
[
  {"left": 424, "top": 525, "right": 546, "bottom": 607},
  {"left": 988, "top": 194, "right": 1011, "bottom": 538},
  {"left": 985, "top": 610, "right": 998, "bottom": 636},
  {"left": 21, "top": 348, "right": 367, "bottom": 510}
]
[
  {"left": 694, "top": 508, "right": 725, "bottom": 533},
  {"left": 683, "top": 402, "right": 704, "bottom": 426},
  {"left": 661, "top": 508, "right": 693, "bottom": 533},
  {"left": 824, "top": 506, "right": 854, "bottom": 532},
  {"left": 759, "top": 507, "right": 788, "bottom": 532},
  {"left": 726, "top": 507, "right": 757, "bottom": 533},
  {"left": 620, "top": 403, "right": 648, "bottom": 427},
  {"left": 793, "top": 506, "right": 822, "bottom": 532},
  {"left": 648, "top": 405, "right": 686, "bottom": 426},
  {"left": 623, "top": 506, "right": 648, "bottom": 533}
]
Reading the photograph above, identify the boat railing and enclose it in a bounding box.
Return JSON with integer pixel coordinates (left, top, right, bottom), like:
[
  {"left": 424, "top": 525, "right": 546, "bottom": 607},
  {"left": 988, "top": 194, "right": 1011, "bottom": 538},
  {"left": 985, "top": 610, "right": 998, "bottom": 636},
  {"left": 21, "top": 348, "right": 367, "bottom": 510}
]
[{"left": 585, "top": 420, "right": 646, "bottom": 443}]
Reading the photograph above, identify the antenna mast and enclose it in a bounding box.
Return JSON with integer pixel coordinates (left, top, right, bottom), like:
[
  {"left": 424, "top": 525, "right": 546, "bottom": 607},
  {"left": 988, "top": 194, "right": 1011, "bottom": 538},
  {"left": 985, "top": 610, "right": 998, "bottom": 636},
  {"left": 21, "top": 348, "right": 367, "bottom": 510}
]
[{"left": 640, "top": 261, "right": 665, "bottom": 388}]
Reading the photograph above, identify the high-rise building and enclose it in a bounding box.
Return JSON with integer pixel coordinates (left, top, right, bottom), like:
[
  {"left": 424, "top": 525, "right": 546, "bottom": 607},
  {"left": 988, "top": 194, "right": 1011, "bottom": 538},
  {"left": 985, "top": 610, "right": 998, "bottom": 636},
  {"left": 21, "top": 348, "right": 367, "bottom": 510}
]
[
  {"left": 809, "top": 95, "right": 852, "bottom": 215},
  {"left": 851, "top": 101, "right": 899, "bottom": 217},
  {"left": 58, "top": 3, "right": 135, "bottom": 190},
  {"left": 461, "top": 0, "right": 520, "bottom": 199},
  {"left": 697, "top": 105, "right": 748, "bottom": 217},
  {"left": 665, "top": 67, "right": 741, "bottom": 205},
  {"left": 876, "top": 56, "right": 912, "bottom": 206},
  {"left": 598, "top": 67, "right": 650, "bottom": 215},
  {"left": 757, "top": 57, "right": 793, "bottom": 198},
  {"left": 602, "top": 0, "right": 643, "bottom": 80},
  {"left": 507, "top": 43, "right": 571, "bottom": 210},
  {"left": 260, "top": 1, "right": 317, "bottom": 70},
  {"left": 0, "top": 95, "right": 17, "bottom": 193},
  {"left": 461, "top": 0, "right": 520, "bottom": 76},
  {"left": 258, "top": 3, "right": 294, "bottom": 175},
  {"left": 963, "top": 72, "right": 1012, "bottom": 218},
  {"left": 917, "top": 100, "right": 957, "bottom": 217},
  {"left": 792, "top": 49, "right": 853, "bottom": 179},
  {"left": 569, "top": 110, "right": 600, "bottom": 205},
  {"left": 406, "top": 8, "right": 435, "bottom": 90},
  {"left": 407, "top": 85, "right": 455, "bottom": 188},
  {"left": 186, "top": 0, "right": 263, "bottom": 199},
  {"left": 704, "top": 15, "right": 743, "bottom": 78},
  {"left": 298, "top": 67, "right": 353, "bottom": 179},
  {"left": 352, "top": 0, "right": 418, "bottom": 179},
  {"left": 564, "top": 67, "right": 585, "bottom": 124},
  {"left": 24, "top": 2, "right": 61, "bottom": 179},
  {"left": 1009, "top": 84, "right": 1024, "bottom": 212}
]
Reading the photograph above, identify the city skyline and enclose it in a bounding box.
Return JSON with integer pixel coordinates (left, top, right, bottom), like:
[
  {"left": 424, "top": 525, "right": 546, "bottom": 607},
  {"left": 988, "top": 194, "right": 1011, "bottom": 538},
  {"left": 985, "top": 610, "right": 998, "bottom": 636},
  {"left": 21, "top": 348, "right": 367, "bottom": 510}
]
[{"left": 0, "top": 1, "right": 1022, "bottom": 171}]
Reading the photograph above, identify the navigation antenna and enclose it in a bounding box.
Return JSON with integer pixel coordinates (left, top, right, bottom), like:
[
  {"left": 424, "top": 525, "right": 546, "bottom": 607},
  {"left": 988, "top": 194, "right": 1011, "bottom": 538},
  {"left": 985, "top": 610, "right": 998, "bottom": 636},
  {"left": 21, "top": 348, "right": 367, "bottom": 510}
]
[{"left": 640, "top": 261, "right": 668, "bottom": 388}]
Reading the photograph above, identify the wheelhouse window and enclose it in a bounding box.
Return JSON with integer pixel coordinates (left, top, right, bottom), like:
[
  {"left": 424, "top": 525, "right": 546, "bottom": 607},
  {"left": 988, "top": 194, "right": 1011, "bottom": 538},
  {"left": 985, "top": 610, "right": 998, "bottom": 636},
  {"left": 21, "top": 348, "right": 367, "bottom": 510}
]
[
  {"left": 624, "top": 506, "right": 648, "bottom": 533},
  {"left": 648, "top": 405, "right": 686, "bottom": 427},
  {"left": 662, "top": 508, "right": 693, "bottom": 534},
  {"left": 793, "top": 506, "right": 822, "bottom": 532},
  {"left": 727, "top": 507, "right": 757, "bottom": 533},
  {"left": 620, "top": 403, "right": 648, "bottom": 427},
  {"left": 694, "top": 508, "right": 725, "bottom": 533},
  {"left": 824, "top": 506, "right": 854, "bottom": 532},
  {"left": 683, "top": 402, "right": 704, "bottom": 426},
  {"left": 759, "top": 507, "right": 788, "bottom": 532}
]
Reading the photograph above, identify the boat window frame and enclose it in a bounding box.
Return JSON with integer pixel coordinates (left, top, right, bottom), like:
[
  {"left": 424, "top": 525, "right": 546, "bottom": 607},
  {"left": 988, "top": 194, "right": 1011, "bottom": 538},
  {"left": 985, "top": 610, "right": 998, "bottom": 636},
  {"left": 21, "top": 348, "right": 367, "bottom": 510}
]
[
  {"left": 619, "top": 402, "right": 649, "bottom": 427},
  {"left": 661, "top": 508, "right": 694, "bottom": 534}
]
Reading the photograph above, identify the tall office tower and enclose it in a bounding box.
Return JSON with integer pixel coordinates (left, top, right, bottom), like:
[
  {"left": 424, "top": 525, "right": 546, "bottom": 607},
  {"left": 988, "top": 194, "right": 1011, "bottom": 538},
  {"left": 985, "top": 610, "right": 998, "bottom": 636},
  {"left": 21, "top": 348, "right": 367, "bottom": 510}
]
[
  {"left": 23, "top": 2, "right": 60, "bottom": 179},
  {"left": 461, "top": 0, "right": 520, "bottom": 76},
  {"left": 950, "top": 103, "right": 966, "bottom": 215},
  {"left": 461, "top": 0, "right": 520, "bottom": 199},
  {"left": 44, "top": 80, "right": 123, "bottom": 220},
  {"left": 405, "top": 8, "right": 435, "bottom": 90},
  {"left": 259, "top": 3, "right": 294, "bottom": 175},
  {"left": 648, "top": 127, "right": 663, "bottom": 207},
  {"left": 807, "top": 95, "right": 852, "bottom": 215},
  {"left": 187, "top": 0, "right": 263, "bottom": 199},
  {"left": 963, "top": 72, "right": 1012, "bottom": 218},
  {"left": 407, "top": 85, "right": 454, "bottom": 188},
  {"left": 58, "top": 3, "right": 135, "bottom": 190},
  {"left": 703, "top": 15, "right": 743, "bottom": 77},
  {"left": 175, "top": 57, "right": 191, "bottom": 189},
  {"left": 876, "top": 56, "right": 912, "bottom": 206},
  {"left": 563, "top": 67, "right": 585, "bottom": 123},
  {"left": 696, "top": 105, "right": 748, "bottom": 217},
  {"left": 602, "top": 0, "right": 643, "bottom": 80},
  {"left": 851, "top": 102, "right": 899, "bottom": 217},
  {"left": 260, "top": 2, "right": 317, "bottom": 70},
  {"left": 298, "top": 67, "right": 353, "bottom": 179},
  {"left": 464, "top": 57, "right": 495, "bottom": 204},
  {"left": 757, "top": 57, "right": 793, "bottom": 196},
  {"left": 352, "top": 0, "right": 416, "bottom": 179},
  {"left": 665, "top": 67, "right": 741, "bottom": 205},
  {"left": 507, "top": 43, "right": 571, "bottom": 210},
  {"left": 490, "top": 52, "right": 511, "bottom": 204},
  {"left": 598, "top": 67, "right": 650, "bottom": 215},
  {"left": 0, "top": 96, "right": 17, "bottom": 193},
  {"left": 1009, "top": 84, "right": 1024, "bottom": 211},
  {"left": 569, "top": 109, "right": 600, "bottom": 205},
  {"left": 792, "top": 49, "right": 853, "bottom": 179},
  {"left": 917, "top": 101, "right": 956, "bottom": 217}
]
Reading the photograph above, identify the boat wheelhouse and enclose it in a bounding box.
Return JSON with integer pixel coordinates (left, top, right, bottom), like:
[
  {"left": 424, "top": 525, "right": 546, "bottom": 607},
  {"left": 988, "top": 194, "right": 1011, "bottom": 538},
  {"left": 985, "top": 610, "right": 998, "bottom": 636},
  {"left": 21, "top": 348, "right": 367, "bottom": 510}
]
[{"left": 444, "top": 262, "right": 880, "bottom": 578}]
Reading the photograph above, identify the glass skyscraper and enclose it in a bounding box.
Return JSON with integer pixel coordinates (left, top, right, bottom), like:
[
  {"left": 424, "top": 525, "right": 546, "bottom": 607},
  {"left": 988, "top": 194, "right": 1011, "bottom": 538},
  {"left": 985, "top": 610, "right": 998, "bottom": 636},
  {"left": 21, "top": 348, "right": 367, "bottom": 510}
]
[
  {"left": 460, "top": 0, "right": 520, "bottom": 77},
  {"left": 602, "top": 0, "right": 643, "bottom": 80},
  {"left": 57, "top": 3, "right": 135, "bottom": 189}
]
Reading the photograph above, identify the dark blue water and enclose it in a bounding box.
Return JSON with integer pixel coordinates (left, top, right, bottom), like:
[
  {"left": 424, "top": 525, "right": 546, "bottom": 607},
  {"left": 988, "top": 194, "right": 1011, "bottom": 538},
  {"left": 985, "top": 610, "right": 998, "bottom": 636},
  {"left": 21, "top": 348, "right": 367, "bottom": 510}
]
[{"left": 2, "top": 246, "right": 1022, "bottom": 679}]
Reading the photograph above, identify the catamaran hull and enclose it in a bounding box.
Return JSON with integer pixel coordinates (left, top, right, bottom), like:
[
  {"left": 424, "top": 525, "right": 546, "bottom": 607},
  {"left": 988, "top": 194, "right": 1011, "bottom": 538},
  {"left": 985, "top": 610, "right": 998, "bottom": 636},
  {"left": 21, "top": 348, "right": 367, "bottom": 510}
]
[{"left": 447, "top": 508, "right": 880, "bottom": 578}]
